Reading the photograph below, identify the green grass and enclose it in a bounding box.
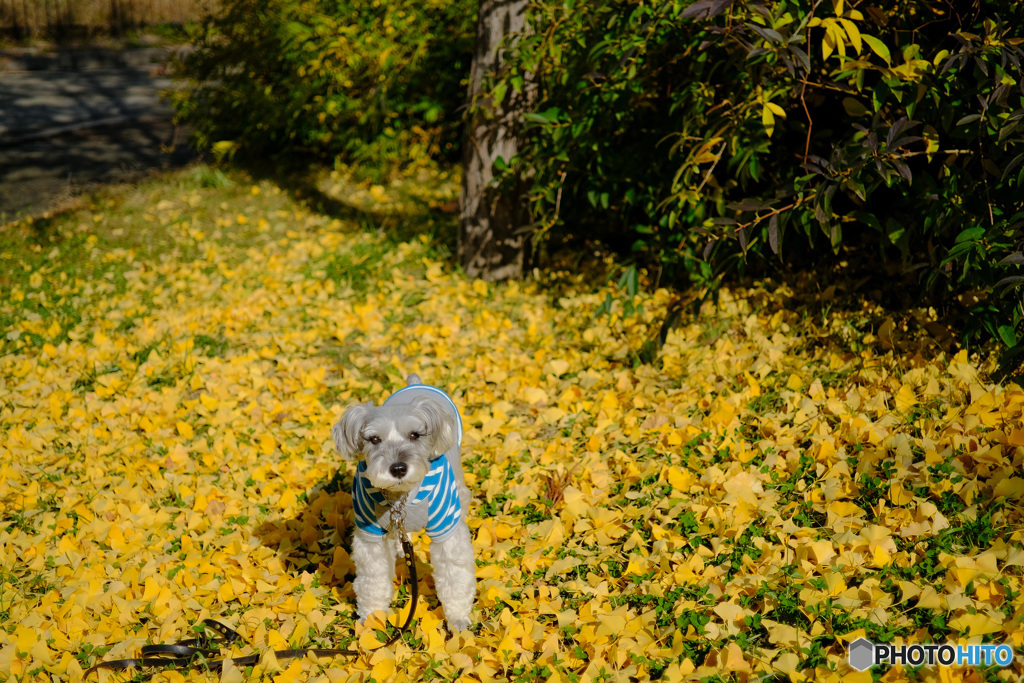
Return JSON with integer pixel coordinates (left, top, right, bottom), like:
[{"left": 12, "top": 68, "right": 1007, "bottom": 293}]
[{"left": 0, "top": 163, "right": 459, "bottom": 354}]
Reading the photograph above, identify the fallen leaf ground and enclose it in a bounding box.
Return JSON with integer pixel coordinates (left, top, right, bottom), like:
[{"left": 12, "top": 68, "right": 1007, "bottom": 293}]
[{"left": 1, "top": 167, "right": 1023, "bottom": 683}]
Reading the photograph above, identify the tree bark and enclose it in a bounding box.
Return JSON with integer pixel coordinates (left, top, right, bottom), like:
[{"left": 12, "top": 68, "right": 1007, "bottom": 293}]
[{"left": 458, "top": 0, "right": 531, "bottom": 282}]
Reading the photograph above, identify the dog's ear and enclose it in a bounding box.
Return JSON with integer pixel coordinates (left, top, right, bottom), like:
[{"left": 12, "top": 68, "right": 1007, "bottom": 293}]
[
  {"left": 415, "top": 397, "right": 457, "bottom": 457},
  {"left": 332, "top": 402, "right": 373, "bottom": 460}
]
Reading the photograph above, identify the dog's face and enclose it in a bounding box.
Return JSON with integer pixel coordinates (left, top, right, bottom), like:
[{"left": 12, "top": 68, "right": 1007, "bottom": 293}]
[{"left": 332, "top": 397, "right": 456, "bottom": 493}]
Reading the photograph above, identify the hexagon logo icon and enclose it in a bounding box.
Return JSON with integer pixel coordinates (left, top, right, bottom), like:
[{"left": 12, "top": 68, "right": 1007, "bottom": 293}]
[{"left": 849, "top": 638, "right": 875, "bottom": 671}]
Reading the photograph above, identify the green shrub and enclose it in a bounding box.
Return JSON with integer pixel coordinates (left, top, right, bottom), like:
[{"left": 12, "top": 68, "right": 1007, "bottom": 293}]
[
  {"left": 168, "top": 0, "right": 475, "bottom": 176},
  {"left": 497, "top": 0, "right": 1024, "bottom": 353}
]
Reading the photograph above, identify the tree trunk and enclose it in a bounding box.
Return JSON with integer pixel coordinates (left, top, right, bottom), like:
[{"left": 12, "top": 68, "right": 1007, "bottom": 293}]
[{"left": 458, "top": 0, "right": 532, "bottom": 282}]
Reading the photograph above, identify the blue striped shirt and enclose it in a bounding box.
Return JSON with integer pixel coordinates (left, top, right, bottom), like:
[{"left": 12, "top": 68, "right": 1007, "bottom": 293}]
[{"left": 352, "top": 454, "right": 463, "bottom": 541}]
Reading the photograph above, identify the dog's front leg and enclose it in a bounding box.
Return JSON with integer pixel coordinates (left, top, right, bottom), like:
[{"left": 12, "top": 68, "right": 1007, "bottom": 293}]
[
  {"left": 431, "top": 524, "right": 476, "bottom": 631},
  {"left": 351, "top": 533, "right": 397, "bottom": 621}
]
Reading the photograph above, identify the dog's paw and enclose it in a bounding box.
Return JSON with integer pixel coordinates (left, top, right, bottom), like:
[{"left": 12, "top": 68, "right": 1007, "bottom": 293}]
[{"left": 447, "top": 616, "right": 471, "bottom": 632}]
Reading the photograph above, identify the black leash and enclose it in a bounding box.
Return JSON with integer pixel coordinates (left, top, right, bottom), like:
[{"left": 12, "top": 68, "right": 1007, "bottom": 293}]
[{"left": 85, "top": 538, "right": 418, "bottom": 678}]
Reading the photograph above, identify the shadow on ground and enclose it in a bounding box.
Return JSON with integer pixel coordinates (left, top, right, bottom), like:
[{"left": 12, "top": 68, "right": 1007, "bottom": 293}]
[
  {"left": 0, "top": 117, "right": 197, "bottom": 221},
  {"left": 251, "top": 467, "right": 430, "bottom": 644},
  {"left": 240, "top": 159, "right": 463, "bottom": 252},
  {"left": 253, "top": 469, "right": 357, "bottom": 591}
]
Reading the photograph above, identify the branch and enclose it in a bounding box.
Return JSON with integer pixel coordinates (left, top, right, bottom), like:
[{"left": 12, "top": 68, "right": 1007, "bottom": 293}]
[
  {"left": 733, "top": 193, "right": 814, "bottom": 233},
  {"left": 695, "top": 142, "right": 727, "bottom": 194},
  {"left": 799, "top": 2, "right": 819, "bottom": 164}
]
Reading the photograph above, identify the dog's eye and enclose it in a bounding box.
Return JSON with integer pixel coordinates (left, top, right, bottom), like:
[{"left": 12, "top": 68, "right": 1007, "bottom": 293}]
[
  {"left": 409, "top": 432, "right": 421, "bottom": 441},
  {"left": 367, "top": 435, "right": 381, "bottom": 445}
]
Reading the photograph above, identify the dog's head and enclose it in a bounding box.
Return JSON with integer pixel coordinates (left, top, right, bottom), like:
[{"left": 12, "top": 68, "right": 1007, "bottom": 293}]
[{"left": 331, "top": 397, "right": 456, "bottom": 493}]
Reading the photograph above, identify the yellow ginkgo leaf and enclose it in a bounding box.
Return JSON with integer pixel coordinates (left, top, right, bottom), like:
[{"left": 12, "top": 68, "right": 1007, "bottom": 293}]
[
  {"left": 297, "top": 590, "right": 317, "bottom": 614},
  {"left": 773, "top": 652, "right": 806, "bottom": 681},
  {"left": 949, "top": 612, "right": 1003, "bottom": 636},
  {"left": 666, "top": 465, "right": 691, "bottom": 491},
  {"left": 258, "top": 432, "right": 276, "bottom": 455},
  {"left": 889, "top": 482, "right": 914, "bottom": 505},
  {"left": 894, "top": 383, "right": 918, "bottom": 412},
  {"left": 359, "top": 629, "right": 385, "bottom": 650},
  {"left": 176, "top": 421, "right": 194, "bottom": 439}
]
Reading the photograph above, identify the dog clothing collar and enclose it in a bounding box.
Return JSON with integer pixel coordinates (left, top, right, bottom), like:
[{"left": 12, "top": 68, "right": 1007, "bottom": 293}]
[{"left": 352, "top": 456, "right": 462, "bottom": 542}]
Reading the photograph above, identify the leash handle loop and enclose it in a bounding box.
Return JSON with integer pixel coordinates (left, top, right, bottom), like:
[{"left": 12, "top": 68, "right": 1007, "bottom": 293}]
[{"left": 84, "top": 544, "right": 420, "bottom": 678}]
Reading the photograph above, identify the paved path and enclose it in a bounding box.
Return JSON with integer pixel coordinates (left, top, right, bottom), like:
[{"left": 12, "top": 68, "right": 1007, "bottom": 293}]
[
  {"left": 0, "top": 50, "right": 196, "bottom": 220},
  {"left": 1, "top": 68, "right": 174, "bottom": 141}
]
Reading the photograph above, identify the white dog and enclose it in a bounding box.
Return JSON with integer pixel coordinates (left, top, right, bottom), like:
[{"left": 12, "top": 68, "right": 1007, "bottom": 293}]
[{"left": 331, "top": 374, "right": 476, "bottom": 631}]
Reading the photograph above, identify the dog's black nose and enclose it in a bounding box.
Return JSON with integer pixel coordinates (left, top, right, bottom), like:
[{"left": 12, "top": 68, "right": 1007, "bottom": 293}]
[{"left": 389, "top": 463, "right": 408, "bottom": 479}]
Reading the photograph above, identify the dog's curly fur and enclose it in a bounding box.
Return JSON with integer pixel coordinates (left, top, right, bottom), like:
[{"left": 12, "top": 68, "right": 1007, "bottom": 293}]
[{"left": 332, "top": 375, "right": 475, "bottom": 631}]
